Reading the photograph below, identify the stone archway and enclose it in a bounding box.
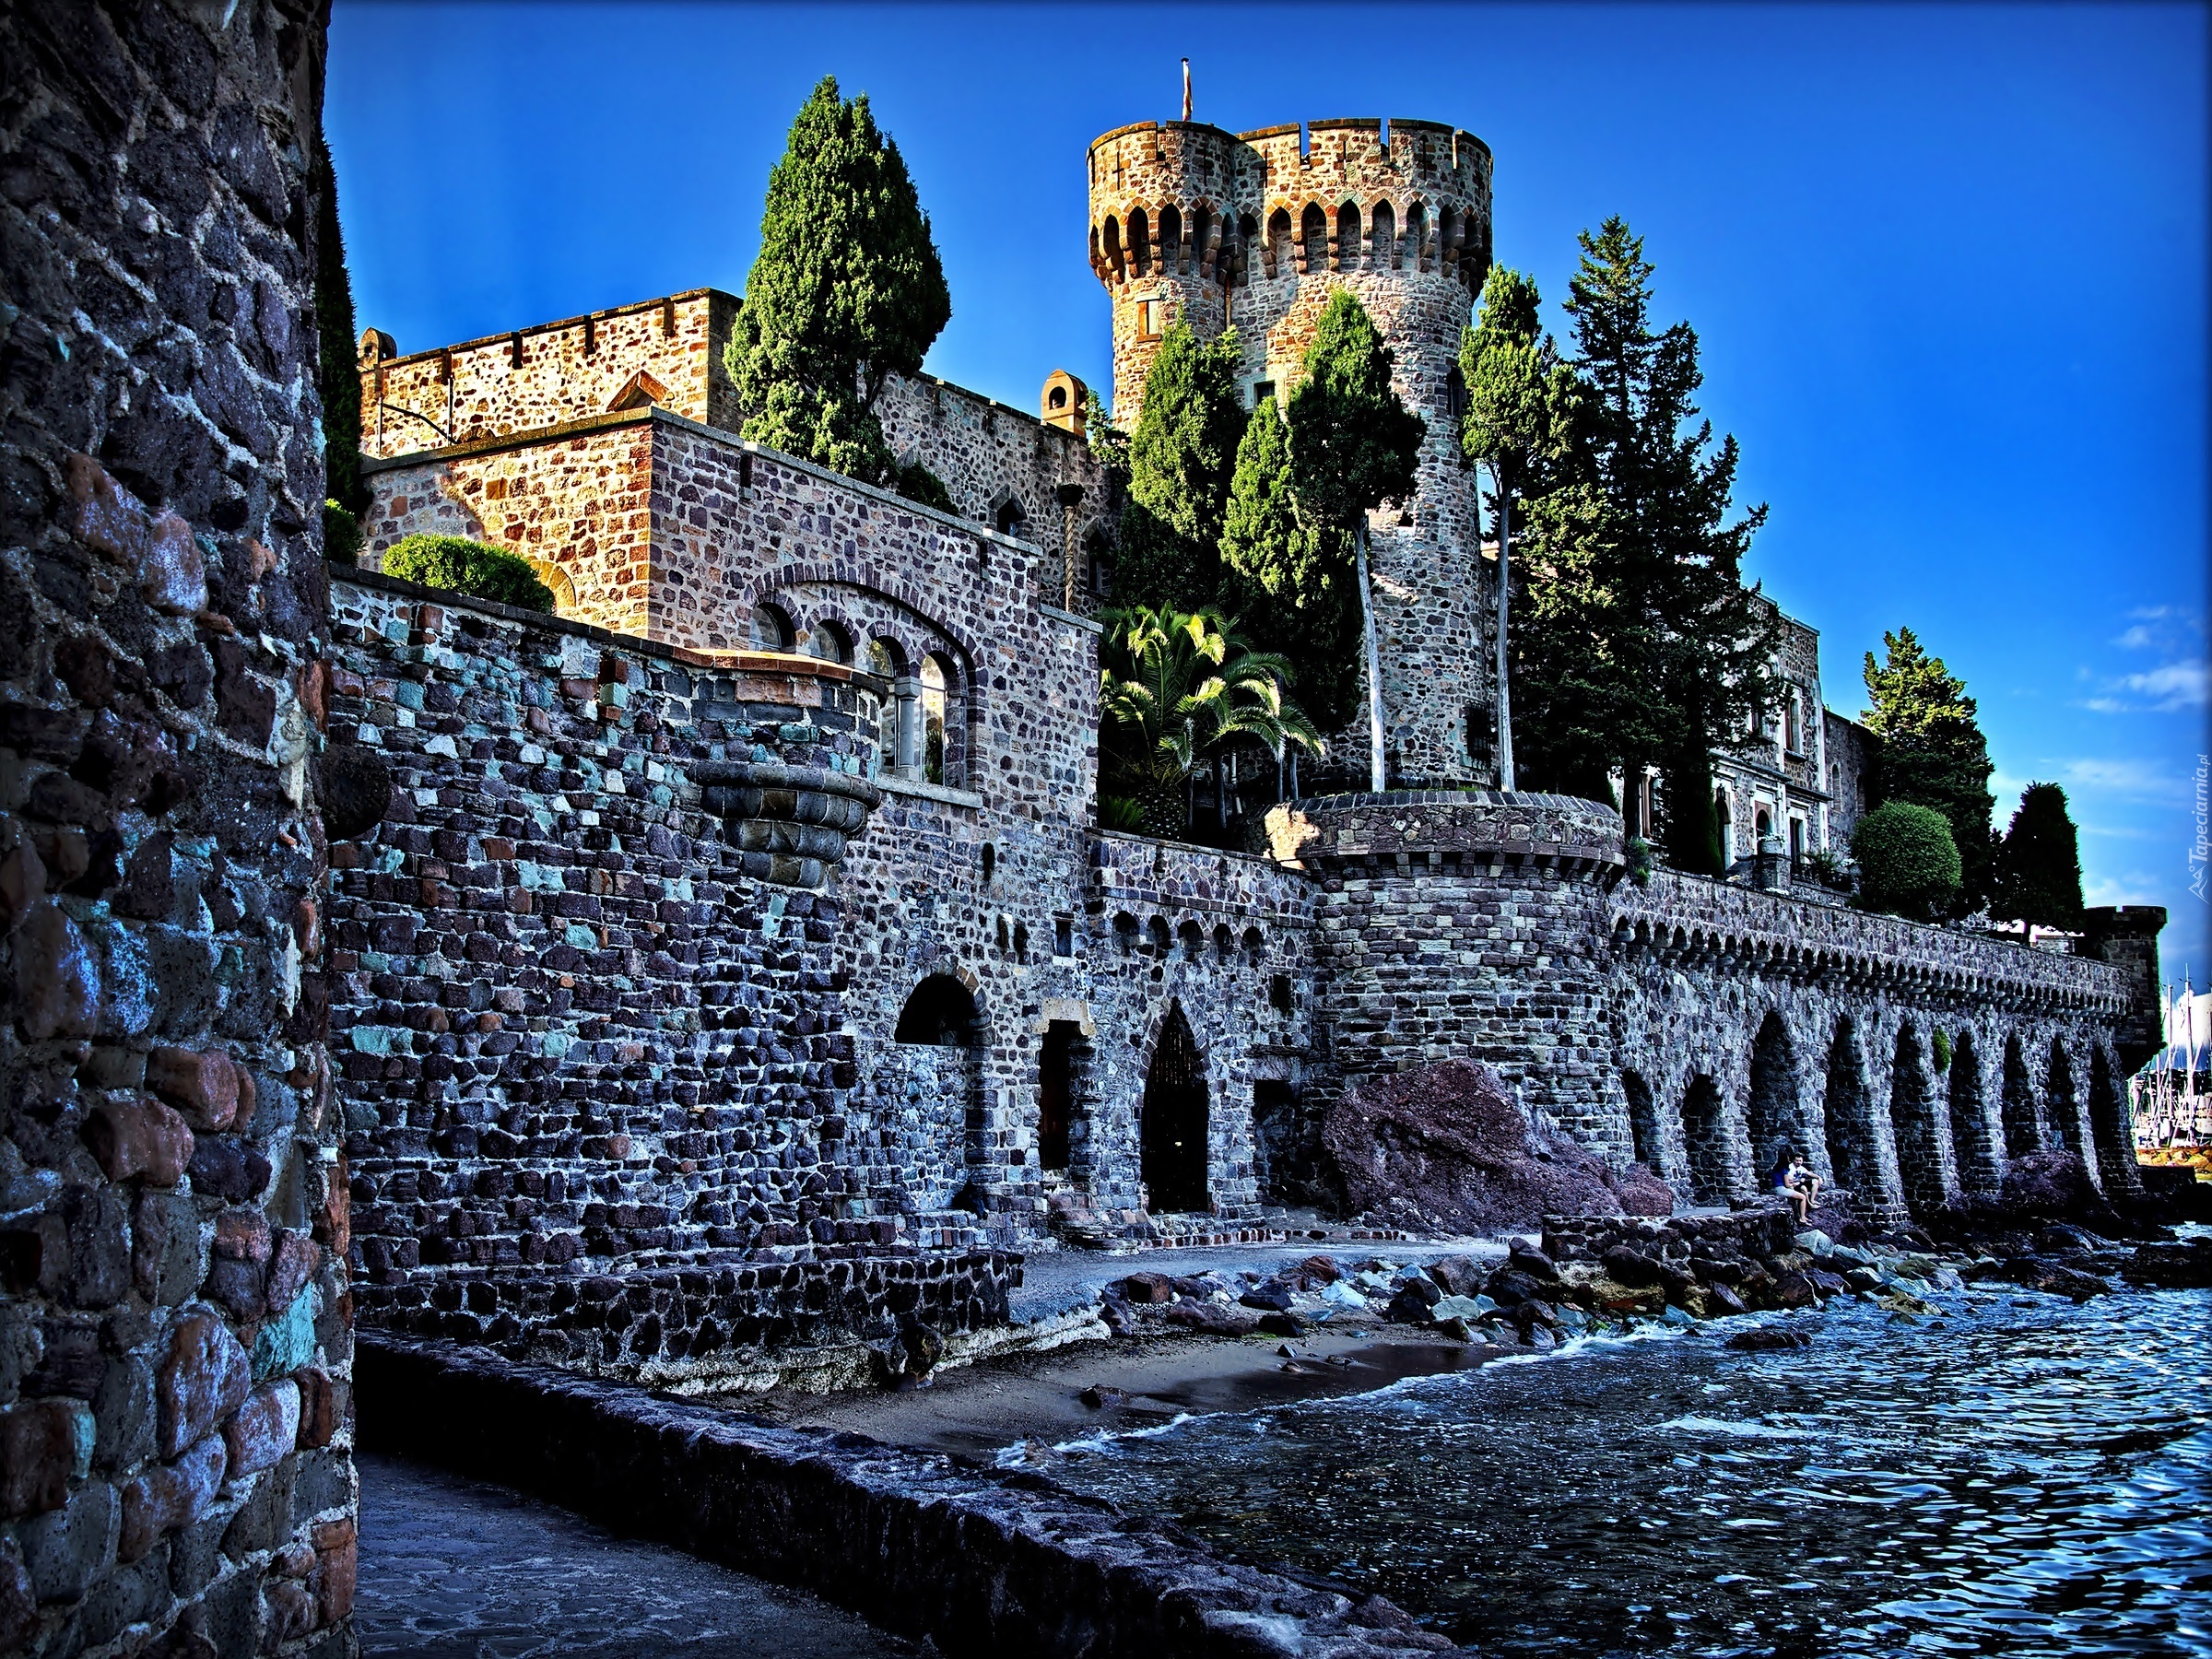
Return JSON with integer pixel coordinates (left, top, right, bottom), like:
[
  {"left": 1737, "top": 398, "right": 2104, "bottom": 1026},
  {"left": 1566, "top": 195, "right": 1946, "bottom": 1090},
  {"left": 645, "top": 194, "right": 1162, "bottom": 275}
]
[
  {"left": 1746, "top": 1012, "right": 1805, "bottom": 1181},
  {"left": 2088, "top": 1046, "right": 2136, "bottom": 1194},
  {"left": 1679, "top": 1075, "right": 1732, "bottom": 1205},
  {"left": 2047, "top": 1040, "right": 2080, "bottom": 1153},
  {"left": 1141, "top": 1003, "right": 1210, "bottom": 1213},
  {"left": 1622, "top": 1069, "right": 1665, "bottom": 1176},
  {"left": 1947, "top": 1029, "right": 1999, "bottom": 1194},
  {"left": 1823, "top": 1017, "right": 1882, "bottom": 1200},
  {"left": 2000, "top": 1032, "right": 2041, "bottom": 1159},
  {"left": 1889, "top": 1024, "right": 1948, "bottom": 1221}
]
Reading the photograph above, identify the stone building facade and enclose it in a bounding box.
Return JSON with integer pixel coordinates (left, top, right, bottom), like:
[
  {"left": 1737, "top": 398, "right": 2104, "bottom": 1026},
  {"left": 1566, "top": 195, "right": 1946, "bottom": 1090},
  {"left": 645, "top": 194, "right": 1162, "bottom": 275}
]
[
  {"left": 316, "top": 108, "right": 2164, "bottom": 1396},
  {"left": 2, "top": 4, "right": 355, "bottom": 1654}
]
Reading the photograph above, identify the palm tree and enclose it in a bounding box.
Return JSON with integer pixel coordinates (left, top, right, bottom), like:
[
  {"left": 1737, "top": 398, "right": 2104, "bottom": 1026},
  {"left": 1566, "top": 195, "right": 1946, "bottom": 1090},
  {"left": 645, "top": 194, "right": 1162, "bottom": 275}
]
[{"left": 1098, "top": 606, "right": 1322, "bottom": 840}]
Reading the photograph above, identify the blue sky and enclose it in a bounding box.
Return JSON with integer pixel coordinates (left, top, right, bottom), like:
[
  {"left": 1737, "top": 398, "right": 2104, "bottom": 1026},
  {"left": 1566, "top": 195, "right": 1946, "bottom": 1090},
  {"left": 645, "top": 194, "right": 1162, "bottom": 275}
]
[{"left": 327, "top": 2, "right": 2210, "bottom": 978}]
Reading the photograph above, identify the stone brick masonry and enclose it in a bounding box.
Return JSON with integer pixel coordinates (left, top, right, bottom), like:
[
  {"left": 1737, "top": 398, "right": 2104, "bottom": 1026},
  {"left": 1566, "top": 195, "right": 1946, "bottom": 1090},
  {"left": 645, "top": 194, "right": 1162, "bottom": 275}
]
[{"left": 1, "top": 4, "right": 353, "bottom": 1654}]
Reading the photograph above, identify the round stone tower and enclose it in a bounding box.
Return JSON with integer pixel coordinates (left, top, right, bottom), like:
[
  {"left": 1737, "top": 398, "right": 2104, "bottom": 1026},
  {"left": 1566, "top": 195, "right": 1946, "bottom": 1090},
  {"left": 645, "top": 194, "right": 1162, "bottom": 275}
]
[{"left": 1087, "top": 116, "right": 1500, "bottom": 787}]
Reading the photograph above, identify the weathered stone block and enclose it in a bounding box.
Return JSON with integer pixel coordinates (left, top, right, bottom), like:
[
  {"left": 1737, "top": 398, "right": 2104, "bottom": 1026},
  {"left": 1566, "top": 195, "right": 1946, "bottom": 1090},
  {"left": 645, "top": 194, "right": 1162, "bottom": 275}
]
[
  {"left": 222, "top": 1380, "right": 300, "bottom": 1478},
  {"left": 118, "top": 1430, "right": 226, "bottom": 1562},
  {"left": 84, "top": 1096, "right": 194, "bottom": 1185},
  {"left": 155, "top": 1313, "right": 251, "bottom": 1460}
]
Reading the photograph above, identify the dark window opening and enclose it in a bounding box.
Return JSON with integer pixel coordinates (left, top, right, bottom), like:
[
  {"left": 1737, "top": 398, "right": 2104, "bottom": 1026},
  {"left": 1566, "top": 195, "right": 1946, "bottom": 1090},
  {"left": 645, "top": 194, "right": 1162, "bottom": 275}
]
[
  {"left": 1038, "top": 1020, "right": 1081, "bottom": 1173},
  {"left": 1054, "top": 915, "right": 1075, "bottom": 959},
  {"left": 1268, "top": 972, "right": 1294, "bottom": 1013}
]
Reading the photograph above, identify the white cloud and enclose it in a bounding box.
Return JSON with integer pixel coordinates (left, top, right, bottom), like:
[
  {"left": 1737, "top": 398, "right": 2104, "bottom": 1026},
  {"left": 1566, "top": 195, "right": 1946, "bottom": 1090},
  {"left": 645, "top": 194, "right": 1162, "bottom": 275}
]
[
  {"left": 2054, "top": 756, "right": 2189, "bottom": 805},
  {"left": 2083, "top": 872, "right": 2159, "bottom": 909},
  {"left": 2121, "top": 659, "right": 2210, "bottom": 709}
]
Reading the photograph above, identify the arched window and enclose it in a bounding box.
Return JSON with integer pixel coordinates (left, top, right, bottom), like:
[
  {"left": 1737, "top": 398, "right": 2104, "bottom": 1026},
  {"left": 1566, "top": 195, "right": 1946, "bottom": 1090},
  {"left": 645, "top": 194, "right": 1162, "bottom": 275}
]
[
  {"left": 1236, "top": 214, "right": 1260, "bottom": 285},
  {"left": 994, "top": 497, "right": 1027, "bottom": 536},
  {"left": 1370, "top": 200, "right": 1397, "bottom": 269},
  {"left": 1102, "top": 216, "right": 1125, "bottom": 283},
  {"left": 894, "top": 973, "right": 980, "bottom": 1046},
  {"left": 750, "top": 603, "right": 794, "bottom": 653},
  {"left": 1405, "top": 201, "right": 1429, "bottom": 271},
  {"left": 1128, "top": 207, "right": 1151, "bottom": 277},
  {"left": 920, "top": 654, "right": 951, "bottom": 785},
  {"left": 1335, "top": 201, "right": 1360, "bottom": 271},
  {"left": 1159, "top": 205, "right": 1183, "bottom": 276},
  {"left": 1300, "top": 204, "right": 1328, "bottom": 275},
  {"left": 806, "top": 618, "right": 853, "bottom": 665},
  {"left": 1266, "top": 207, "right": 1293, "bottom": 279}
]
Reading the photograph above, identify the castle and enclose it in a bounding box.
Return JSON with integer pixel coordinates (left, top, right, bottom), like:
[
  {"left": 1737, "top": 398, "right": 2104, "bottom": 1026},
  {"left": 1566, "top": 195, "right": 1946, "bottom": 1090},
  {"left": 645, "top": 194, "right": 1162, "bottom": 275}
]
[{"left": 322, "top": 114, "right": 2166, "bottom": 1371}]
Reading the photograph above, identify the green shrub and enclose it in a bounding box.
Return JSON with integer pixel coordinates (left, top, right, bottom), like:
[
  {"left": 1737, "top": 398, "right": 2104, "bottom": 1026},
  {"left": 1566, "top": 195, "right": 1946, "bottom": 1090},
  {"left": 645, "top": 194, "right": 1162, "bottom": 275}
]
[
  {"left": 322, "top": 500, "right": 363, "bottom": 566},
  {"left": 383, "top": 535, "right": 555, "bottom": 613},
  {"left": 894, "top": 462, "right": 954, "bottom": 513},
  {"left": 1851, "top": 801, "right": 1961, "bottom": 920},
  {"left": 1932, "top": 1029, "right": 1953, "bottom": 1072}
]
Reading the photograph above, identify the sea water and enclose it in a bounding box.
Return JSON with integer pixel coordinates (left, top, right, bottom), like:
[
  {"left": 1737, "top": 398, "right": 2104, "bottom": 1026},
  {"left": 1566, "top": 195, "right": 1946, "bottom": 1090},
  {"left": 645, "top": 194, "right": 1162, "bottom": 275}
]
[{"left": 1039, "top": 1284, "right": 2212, "bottom": 1656}]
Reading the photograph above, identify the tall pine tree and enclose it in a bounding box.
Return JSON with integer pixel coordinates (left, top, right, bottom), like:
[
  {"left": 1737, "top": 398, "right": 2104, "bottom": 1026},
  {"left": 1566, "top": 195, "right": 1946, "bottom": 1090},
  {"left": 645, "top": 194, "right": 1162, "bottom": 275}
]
[
  {"left": 1112, "top": 318, "right": 1246, "bottom": 611},
  {"left": 1218, "top": 397, "right": 1360, "bottom": 732},
  {"left": 1286, "top": 290, "right": 1424, "bottom": 790},
  {"left": 725, "top": 77, "right": 949, "bottom": 491},
  {"left": 1861, "top": 628, "right": 1997, "bottom": 914},
  {"left": 1507, "top": 218, "right": 1778, "bottom": 820},
  {"left": 1994, "top": 782, "right": 2084, "bottom": 927},
  {"left": 312, "top": 104, "right": 366, "bottom": 562}
]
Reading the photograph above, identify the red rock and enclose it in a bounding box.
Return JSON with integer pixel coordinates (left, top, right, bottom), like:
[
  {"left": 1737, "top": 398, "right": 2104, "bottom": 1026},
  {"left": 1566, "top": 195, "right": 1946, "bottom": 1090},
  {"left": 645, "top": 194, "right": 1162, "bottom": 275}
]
[
  {"left": 264, "top": 1579, "right": 317, "bottom": 1641},
  {"left": 12, "top": 900, "right": 99, "bottom": 1041},
  {"left": 273, "top": 1542, "right": 316, "bottom": 1577},
  {"left": 142, "top": 512, "right": 207, "bottom": 615},
  {"left": 1317, "top": 1061, "right": 1650, "bottom": 1235},
  {"left": 223, "top": 1380, "right": 300, "bottom": 1477},
  {"left": 0, "top": 1400, "right": 85, "bottom": 1517},
  {"left": 213, "top": 1208, "right": 272, "bottom": 1264},
  {"left": 293, "top": 1367, "right": 339, "bottom": 1449},
  {"left": 84, "top": 1096, "right": 194, "bottom": 1185},
  {"left": 265, "top": 1230, "right": 321, "bottom": 1311},
  {"left": 117, "top": 1431, "right": 225, "bottom": 1560},
  {"left": 317, "top": 1159, "right": 350, "bottom": 1256},
  {"left": 313, "top": 1518, "right": 358, "bottom": 1622},
  {"left": 1117, "top": 1271, "right": 1172, "bottom": 1303},
  {"left": 145, "top": 1048, "right": 239, "bottom": 1131},
  {"left": 156, "top": 1312, "right": 252, "bottom": 1458},
  {"left": 65, "top": 453, "right": 149, "bottom": 564}
]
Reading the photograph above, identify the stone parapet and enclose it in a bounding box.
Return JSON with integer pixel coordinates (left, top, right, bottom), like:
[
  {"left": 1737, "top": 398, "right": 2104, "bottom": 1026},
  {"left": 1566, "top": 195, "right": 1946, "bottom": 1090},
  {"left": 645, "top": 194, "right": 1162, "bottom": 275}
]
[{"left": 1614, "top": 869, "right": 2130, "bottom": 1014}]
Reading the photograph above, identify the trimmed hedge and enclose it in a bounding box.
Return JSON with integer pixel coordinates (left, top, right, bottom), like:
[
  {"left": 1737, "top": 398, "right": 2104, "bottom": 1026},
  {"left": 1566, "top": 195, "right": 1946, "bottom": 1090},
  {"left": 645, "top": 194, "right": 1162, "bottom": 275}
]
[
  {"left": 1851, "top": 800, "right": 1960, "bottom": 921},
  {"left": 383, "top": 534, "right": 556, "bottom": 612}
]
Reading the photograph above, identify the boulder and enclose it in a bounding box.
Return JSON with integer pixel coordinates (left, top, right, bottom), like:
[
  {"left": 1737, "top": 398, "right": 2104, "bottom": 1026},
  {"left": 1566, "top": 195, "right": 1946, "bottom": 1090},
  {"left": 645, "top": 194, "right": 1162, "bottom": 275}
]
[
  {"left": 1725, "top": 1325, "right": 1813, "bottom": 1351},
  {"left": 1117, "top": 1271, "right": 1172, "bottom": 1305},
  {"left": 1600, "top": 1245, "right": 1664, "bottom": 1288},
  {"left": 1163, "top": 1299, "right": 1257, "bottom": 1337},
  {"left": 2122, "top": 1239, "right": 2212, "bottom": 1290},
  {"left": 1238, "top": 1279, "right": 1295, "bottom": 1312},
  {"left": 1705, "top": 1281, "right": 1749, "bottom": 1317},
  {"left": 1507, "top": 1243, "right": 1561, "bottom": 1282},
  {"left": 1424, "top": 1254, "right": 1486, "bottom": 1298},
  {"left": 1315, "top": 1061, "right": 1670, "bottom": 1234}
]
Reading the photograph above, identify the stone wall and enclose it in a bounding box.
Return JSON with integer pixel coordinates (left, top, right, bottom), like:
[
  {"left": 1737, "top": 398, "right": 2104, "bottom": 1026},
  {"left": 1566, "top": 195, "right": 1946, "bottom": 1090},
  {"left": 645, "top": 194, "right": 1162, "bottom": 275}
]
[
  {"left": 356, "top": 288, "right": 1113, "bottom": 580},
  {"left": 0, "top": 3, "right": 354, "bottom": 1653}
]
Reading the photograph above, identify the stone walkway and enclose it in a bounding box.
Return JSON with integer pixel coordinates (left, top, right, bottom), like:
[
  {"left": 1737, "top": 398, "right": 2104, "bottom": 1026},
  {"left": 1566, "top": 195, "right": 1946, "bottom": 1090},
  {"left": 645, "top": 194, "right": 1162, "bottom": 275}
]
[{"left": 356, "top": 1453, "right": 916, "bottom": 1657}]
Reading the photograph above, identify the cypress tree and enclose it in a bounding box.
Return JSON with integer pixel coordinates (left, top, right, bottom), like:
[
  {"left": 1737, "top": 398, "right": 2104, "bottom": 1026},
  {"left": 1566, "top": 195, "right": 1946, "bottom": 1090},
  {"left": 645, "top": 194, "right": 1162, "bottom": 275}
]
[
  {"left": 311, "top": 111, "right": 366, "bottom": 561},
  {"left": 1861, "top": 628, "right": 1997, "bottom": 914},
  {"left": 1218, "top": 397, "right": 1359, "bottom": 732},
  {"left": 1994, "top": 782, "right": 2083, "bottom": 927},
  {"left": 725, "top": 77, "right": 949, "bottom": 491},
  {"left": 1286, "top": 290, "right": 1424, "bottom": 790},
  {"left": 1112, "top": 317, "right": 1246, "bottom": 611},
  {"left": 1508, "top": 219, "right": 1778, "bottom": 813},
  {"left": 1460, "top": 265, "right": 1570, "bottom": 790},
  {"left": 1661, "top": 747, "right": 1726, "bottom": 875}
]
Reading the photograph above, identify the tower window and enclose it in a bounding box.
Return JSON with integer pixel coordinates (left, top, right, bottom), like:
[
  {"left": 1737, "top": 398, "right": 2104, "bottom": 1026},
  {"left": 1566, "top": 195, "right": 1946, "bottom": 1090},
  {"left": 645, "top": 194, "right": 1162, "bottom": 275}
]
[
  {"left": 1251, "top": 380, "right": 1276, "bottom": 407},
  {"left": 1135, "top": 298, "right": 1167, "bottom": 341}
]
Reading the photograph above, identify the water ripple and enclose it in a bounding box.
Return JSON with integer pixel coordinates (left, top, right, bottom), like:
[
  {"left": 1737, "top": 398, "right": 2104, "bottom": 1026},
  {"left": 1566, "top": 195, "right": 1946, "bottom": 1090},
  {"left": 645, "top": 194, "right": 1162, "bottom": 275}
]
[{"left": 1042, "top": 1287, "right": 2212, "bottom": 1656}]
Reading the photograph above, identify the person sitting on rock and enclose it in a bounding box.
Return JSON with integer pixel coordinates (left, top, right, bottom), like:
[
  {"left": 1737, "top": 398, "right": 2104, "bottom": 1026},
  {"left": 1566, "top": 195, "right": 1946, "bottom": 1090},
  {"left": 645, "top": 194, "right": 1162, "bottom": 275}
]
[
  {"left": 1771, "top": 1148, "right": 1813, "bottom": 1225},
  {"left": 1789, "top": 1153, "right": 1822, "bottom": 1215}
]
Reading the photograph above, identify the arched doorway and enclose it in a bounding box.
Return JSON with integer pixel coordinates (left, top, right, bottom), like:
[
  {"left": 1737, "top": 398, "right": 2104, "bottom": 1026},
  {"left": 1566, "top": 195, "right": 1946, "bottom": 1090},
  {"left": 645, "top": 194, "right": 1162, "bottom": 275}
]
[
  {"left": 1947, "top": 1030, "right": 1998, "bottom": 1194},
  {"left": 1679, "top": 1075, "right": 1732, "bottom": 1205},
  {"left": 1889, "top": 1024, "right": 1948, "bottom": 1221},
  {"left": 2000, "top": 1033, "right": 2040, "bottom": 1158},
  {"left": 1823, "top": 1017, "right": 1881, "bottom": 1198},
  {"left": 1141, "top": 1004, "right": 1209, "bottom": 1212},
  {"left": 1746, "top": 1012, "right": 1803, "bottom": 1179},
  {"left": 894, "top": 973, "right": 985, "bottom": 1210}
]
